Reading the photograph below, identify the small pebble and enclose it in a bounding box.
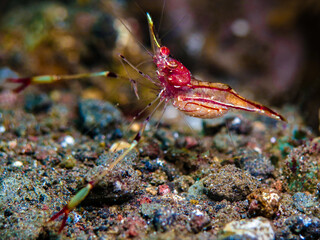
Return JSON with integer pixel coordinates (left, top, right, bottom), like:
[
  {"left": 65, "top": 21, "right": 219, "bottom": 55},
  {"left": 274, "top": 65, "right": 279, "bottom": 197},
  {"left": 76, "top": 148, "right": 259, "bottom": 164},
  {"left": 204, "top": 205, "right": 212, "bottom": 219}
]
[
  {"left": 189, "top": 209, "right": 210, "bottom": 233},
  {"left": 153, "top": 208, "right": 177, "bottom": 231},
  {"left": 78, "top": 99, "right": 123, "bottom": 137},
  {"left": 8, "top": 140, "right": 17, "bottom": 149},
  {"left": 247, "top": 188, "right": 281, "bottom": 218},
  {"left": 220, "top": 217, "right": 275, "bottom": 240},
  {"left": 292, "top": 192, "right": 317, "bottom": 213},
  {"left": 234, "top": 148, "right": 274, "bottom": 179},
  {"left": 61, "top": 135, "right": 75, "bottom": 147},
  {"left": 24, "top": 93, "right": 52, "bottom": 113},
  {"left": 158, "top": 184, "right": 171, "bottom": 196},
  {"left": 12, "top": 161, "right": 23, "bottom": 167},
  {"left": 203, "top": 164, "right": 260, "bottom": 201},
  {"left": 146, "top": 186, "right": 157, "bottom": 196},
  {"left": 280, "top": 214, "right": 320, "bottom": 240},
  {"left": 59, "top": 155, "right": 77, "bottom": 169}
]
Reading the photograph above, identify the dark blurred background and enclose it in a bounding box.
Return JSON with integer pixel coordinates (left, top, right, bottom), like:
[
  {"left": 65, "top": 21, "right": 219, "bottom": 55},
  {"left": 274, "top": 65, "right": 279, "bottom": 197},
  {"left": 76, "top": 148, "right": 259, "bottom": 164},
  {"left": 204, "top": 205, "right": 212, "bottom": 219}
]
[{"left": 0, "top": 0, "right": 319, "bottom": 133}]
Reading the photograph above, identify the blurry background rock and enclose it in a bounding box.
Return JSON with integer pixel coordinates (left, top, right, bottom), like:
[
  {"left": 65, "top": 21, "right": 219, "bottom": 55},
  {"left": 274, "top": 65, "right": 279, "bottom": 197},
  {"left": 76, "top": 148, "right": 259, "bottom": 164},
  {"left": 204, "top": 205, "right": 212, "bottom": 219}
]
[{"left": 0, "top": 0, "right": 320, "bottom": 132}]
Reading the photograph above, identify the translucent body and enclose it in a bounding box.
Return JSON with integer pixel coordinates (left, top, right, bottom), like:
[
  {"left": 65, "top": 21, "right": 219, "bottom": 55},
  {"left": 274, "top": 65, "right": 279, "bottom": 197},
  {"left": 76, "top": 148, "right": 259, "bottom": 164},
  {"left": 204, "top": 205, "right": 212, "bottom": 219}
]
[{"left": 154, "top": 46, "right": 285, "bottom": 121}]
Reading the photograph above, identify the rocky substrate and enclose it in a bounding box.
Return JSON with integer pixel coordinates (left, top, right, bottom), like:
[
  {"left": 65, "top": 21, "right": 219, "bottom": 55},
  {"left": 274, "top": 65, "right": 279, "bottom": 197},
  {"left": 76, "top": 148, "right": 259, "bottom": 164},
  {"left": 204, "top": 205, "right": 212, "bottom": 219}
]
[{"left": 0, "top": 93, "right": 319, "bottom": 240}]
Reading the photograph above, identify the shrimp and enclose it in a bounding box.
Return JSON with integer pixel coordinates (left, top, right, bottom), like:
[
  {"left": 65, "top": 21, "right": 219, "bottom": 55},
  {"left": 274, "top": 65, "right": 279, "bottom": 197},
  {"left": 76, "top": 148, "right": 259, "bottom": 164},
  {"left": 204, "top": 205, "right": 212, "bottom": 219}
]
[{"left": 6, "top": 13, "right": 286, "bottom": 233}]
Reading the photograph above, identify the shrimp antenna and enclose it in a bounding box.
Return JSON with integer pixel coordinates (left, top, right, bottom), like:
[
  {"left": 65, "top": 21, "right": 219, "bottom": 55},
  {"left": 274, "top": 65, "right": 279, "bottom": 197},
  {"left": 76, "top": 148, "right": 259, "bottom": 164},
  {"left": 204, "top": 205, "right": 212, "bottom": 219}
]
[
  {"left": 131, "top": 2, "right": 162, "bottom": 53},
  {"left": 225, "top": 120, "right": 236, "bottom": 149},
  {"left": 158, "top": 0, "right": 167, "bottom": 34},
  {"left": 117, "top": 17, "right": 153, "bottom": 57},
  {"left": 102, "top": 0, "right": 153, "bottom": 57},
  {"left": 160, "top": 14, "right": 188, "bottom": 42}
]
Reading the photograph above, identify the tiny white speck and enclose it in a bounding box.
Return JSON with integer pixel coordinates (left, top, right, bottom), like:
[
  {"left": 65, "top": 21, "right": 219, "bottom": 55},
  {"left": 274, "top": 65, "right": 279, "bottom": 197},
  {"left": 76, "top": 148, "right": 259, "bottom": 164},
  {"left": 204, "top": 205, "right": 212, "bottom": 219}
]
[
  {"left": 231, "top": 19, "right": 250, "bottom": 37},
  {"left": 114, "top": 181, "right": 122, "bottom": 191},
  {"left": 253, "top": 147, "right": 262, "bottom": 154},
  {"left": 192, "top": 209, "right": 204, "bottom": 216},
  {"left": 232, "top": 117, "right": 241, "bottom": 125},
  {"left": 61, "top": 135, "right": 75, "bottom": 147},
  {"left": 73, "top": 213, "right": 82, "bottom": 224},
  {"left": 12, "top": 161, "right": 23, "bottom": 167},
  {"left": 270, "top": 137, "right": 277, "bottom": 143},
  {"left": 196, "top": 108, "right": 200, "bottom": 110},
  {"left": 156, "top": 159, "right": 165, "bottom": 167},
  {"left": 0, "top": 125, "right": 5, "bottom": 133}
]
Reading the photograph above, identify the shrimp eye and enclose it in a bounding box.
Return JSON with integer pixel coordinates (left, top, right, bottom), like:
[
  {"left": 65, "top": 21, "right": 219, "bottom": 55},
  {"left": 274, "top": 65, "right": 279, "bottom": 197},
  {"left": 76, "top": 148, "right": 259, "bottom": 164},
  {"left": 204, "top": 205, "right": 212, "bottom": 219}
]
[
  {"left": 167, "top": 60, "right": 178, "bottom": 68},
  {"left": 160, "top": 46, "right": 170, "bottom": 57}
]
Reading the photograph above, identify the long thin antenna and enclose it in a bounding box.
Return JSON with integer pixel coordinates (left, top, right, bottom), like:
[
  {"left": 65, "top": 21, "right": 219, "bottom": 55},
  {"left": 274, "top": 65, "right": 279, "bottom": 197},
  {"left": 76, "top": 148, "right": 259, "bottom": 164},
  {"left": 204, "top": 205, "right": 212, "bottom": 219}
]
[
  {"left": 119, "top": 54, "right": 159, "bottom": 85},
  {"left": 101, "top": 0, "right": 153, "bottom": 57},
  {"left": 155, "top": 99, "right": 169, "bottom": 129},
  {"left": 134, "top": 1, "right": 147, "bottom": 16},
  {"left": 117, "top": 17, "right": 153, "bottom": 57},
  {"left": 119, "top": 54, "right": 140, "bottom": 99},
  {"left": 160, "top": 14, "right": 188, "bottom": 43},
  {"left": 158, "top": 0, "right": 166, "bottom": 34},
  {"left": 178, "top": 110, "right": 195, "bottom": 134},
  {"left": 135, "top": 59, "right": 154, "bottom": 68},
  {"left": 225, "top": 121, "right": 236, "bottom": 148},
  {"left": 126, "top": 89, "right": 164, "bottom": 133}
]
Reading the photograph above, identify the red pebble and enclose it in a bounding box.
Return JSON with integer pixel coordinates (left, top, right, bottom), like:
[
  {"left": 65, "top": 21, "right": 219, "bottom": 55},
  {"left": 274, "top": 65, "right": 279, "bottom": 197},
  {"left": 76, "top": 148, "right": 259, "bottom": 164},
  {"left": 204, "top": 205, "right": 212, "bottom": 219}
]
[
  {"left": 42, "top": 205, "right": 49, "bottom": 210},
  {"left": 158, "top": 184, "right": 171, "bottom": 196},
  {"left": 123, "top": 217, "right": 146, "bottom": 238},
  {"left": 21, "top": 143, "right": 33, "bottom": 154},
  {"left": 138, "top": 196, "right": 152, "bottom": 204},
  {"left": 185, "top": 136, "right": 198, "bottom": 149}
]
